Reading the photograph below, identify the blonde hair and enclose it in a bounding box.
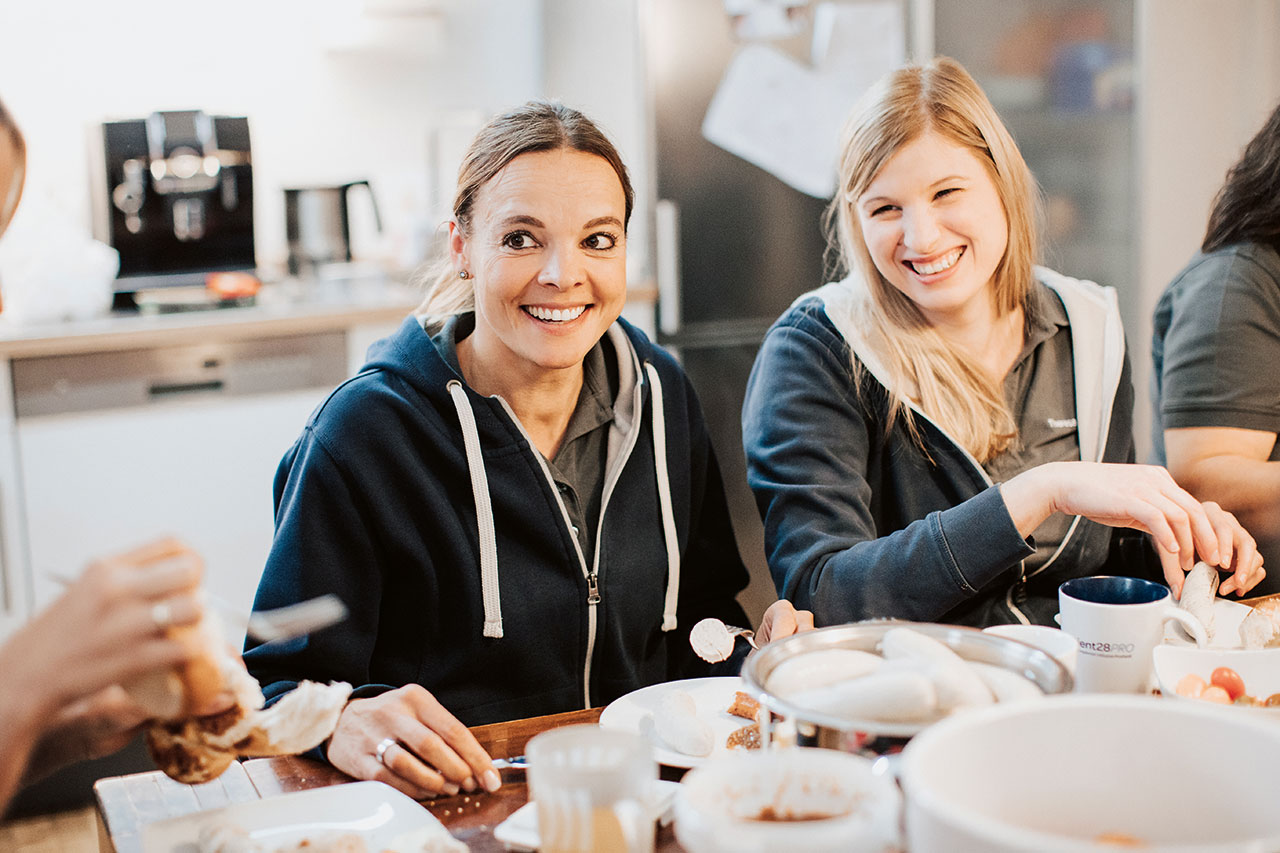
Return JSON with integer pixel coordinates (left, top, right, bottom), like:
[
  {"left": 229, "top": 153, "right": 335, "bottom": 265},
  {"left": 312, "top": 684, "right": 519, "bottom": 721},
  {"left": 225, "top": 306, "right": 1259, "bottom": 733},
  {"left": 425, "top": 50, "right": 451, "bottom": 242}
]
[
  {"left": 414, "top": 100, "right": 633, "bottom": 320},
  {"left": 825, "top": 56, "right": 1041, "bottom": 463}
]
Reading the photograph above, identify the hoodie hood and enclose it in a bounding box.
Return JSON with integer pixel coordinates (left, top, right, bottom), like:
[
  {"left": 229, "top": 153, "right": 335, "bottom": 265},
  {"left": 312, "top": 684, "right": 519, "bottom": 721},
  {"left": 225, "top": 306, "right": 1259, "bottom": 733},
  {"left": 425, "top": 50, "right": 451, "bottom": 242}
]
[
  {"left": 809, "top": 265, "right": 1126, "bottom": 469},
  {"left": 360, "top": 314, "right": 684, "bottom": 644}
]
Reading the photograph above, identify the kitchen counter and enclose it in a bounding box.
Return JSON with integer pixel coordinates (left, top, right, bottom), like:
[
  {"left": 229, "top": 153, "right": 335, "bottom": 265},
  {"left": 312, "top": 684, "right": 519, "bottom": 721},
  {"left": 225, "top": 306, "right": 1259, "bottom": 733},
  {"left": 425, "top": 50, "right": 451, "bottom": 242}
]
[{"left": 0, "top": 279, "right": 421, "bottom": 359}]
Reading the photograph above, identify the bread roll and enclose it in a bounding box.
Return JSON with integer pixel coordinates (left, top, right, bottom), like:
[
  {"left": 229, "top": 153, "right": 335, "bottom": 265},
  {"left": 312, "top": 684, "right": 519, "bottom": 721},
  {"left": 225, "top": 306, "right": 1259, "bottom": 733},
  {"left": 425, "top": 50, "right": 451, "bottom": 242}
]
[
  {"left": 1178, "top": 561, "right": 1219, "bottom": 640},
  {"left": 130, "top": 594, "right": 351, "bottom": 784},
  {"left": 146, "top": 678, "right": 351, "bottom": 784}
]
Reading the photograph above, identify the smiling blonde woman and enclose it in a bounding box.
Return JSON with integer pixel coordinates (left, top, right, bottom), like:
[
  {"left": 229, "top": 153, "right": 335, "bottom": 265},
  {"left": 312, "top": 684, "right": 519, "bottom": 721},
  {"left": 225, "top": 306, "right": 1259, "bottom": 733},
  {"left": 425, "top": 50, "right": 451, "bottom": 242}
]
[{"left": 742, "top": 57, "right": 1265, "bottom": 630}]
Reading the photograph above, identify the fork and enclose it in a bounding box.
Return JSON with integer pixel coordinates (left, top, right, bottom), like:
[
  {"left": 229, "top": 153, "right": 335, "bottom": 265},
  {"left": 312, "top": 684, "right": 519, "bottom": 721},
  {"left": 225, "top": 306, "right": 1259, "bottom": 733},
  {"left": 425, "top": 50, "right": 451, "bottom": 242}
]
[
  {"left": 228, "top": 593, "right": 348, "bottom": 644},
  {"left": 46, "top": 570, "right": 347, "bottom": 644}
]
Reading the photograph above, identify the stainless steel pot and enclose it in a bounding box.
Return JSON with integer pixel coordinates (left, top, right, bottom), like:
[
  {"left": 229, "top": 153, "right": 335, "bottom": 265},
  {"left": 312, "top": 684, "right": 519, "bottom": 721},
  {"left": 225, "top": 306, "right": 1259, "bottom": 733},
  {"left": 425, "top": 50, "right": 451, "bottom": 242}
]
[{"left": 741, "top": 621, "right": 1074, "bottom": 756}]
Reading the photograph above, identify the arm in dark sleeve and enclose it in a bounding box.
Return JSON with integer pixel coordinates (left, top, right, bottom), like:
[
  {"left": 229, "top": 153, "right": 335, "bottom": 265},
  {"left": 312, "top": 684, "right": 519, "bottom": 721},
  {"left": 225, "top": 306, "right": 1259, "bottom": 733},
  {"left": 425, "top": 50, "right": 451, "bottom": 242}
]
[
  {"left": 244, "top": 429, "right": 395, "bottom": 708},
  {"left": 742, "top": 318, "right": 1033, "bottom": 625},
  {"left": 664, "top": 362, "right": 752, "bottom": 680}
]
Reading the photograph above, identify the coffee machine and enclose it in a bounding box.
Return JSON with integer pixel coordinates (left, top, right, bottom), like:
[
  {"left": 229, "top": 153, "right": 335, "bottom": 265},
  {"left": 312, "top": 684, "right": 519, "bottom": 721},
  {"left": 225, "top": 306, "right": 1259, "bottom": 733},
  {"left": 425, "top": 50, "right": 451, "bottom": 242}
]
[{"left": 91, "top": 110, "right": 255, "bottom": 292}]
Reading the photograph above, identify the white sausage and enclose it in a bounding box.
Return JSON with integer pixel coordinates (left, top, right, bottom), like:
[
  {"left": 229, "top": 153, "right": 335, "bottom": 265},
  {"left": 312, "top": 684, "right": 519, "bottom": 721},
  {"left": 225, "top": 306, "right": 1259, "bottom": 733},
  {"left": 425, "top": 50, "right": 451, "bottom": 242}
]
[
  {"left": 785, "top": 668, "right": 938, "bottom": 722},
  {"left": 967, "top": 661, "right": 1044, "bottom": 703},
  {"left": 880, "top": 628, "right": 992, "bottom": 710},
  {"left": 766, "top": 648, "right": 884, "bottom": 698}
]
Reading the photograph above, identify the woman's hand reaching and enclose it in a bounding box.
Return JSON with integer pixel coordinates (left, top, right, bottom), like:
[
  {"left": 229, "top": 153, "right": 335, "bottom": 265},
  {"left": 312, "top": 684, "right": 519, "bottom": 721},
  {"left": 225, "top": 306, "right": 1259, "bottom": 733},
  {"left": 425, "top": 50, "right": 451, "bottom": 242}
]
[
  {"left": 1002, "top": 462, "right": 1264, "bottom": 598},
  {"left": 755, "top": 599, "right": 815, "bottom": 645}
]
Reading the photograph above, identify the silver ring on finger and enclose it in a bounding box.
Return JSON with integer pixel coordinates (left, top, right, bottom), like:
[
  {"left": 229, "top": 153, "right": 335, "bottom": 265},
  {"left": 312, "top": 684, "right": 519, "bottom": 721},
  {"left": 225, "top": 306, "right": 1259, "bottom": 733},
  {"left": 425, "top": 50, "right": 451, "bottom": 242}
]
[
  {"left": 150, "top": 600, "right": 174, "bottom": 632},
  {"left": 375, "top": 737, "right": 398, "bottom": 767}
]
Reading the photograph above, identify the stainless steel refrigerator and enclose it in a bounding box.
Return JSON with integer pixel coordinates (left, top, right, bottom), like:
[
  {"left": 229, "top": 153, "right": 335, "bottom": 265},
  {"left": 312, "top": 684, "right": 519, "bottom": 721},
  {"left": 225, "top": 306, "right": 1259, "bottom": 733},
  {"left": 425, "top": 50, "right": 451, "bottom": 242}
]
[{"left": 643, "top": 0, "right": 837, "bottom": 619}]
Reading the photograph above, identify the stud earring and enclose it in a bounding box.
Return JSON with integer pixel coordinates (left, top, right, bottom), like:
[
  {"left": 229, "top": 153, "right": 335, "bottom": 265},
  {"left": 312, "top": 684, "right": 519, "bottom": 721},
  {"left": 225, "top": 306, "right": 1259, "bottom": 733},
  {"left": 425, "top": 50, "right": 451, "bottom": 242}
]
[{"left": 458, "top": 270, "right": 470, "bottom": 279}]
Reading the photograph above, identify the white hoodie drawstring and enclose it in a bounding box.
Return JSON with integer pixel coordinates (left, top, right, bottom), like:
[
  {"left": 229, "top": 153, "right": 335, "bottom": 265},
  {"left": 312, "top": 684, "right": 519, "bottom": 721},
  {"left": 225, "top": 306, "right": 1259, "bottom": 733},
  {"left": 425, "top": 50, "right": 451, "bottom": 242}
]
[
  {"left": 448, "top": 380, "right": 503, "bottom": 639},
  {"left": 645, "top": 363, "right": 681, "bottom": 632}
]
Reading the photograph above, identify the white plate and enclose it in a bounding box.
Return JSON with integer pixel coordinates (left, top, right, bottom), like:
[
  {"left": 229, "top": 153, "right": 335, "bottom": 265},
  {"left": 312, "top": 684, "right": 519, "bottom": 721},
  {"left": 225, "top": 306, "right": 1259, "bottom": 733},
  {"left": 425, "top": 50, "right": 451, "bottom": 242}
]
[
  {"left": 598, "top": 676, "right": 750, "bottom": 768},
  {"left": 1165, "top": 597, "right": 1253, "bottom": 648},
  {"left": 1154, "top": 644, "right": 1280, "bottom": 712},
  {"left": 141, "top": 780, "right": 456, "bottom": 852}
]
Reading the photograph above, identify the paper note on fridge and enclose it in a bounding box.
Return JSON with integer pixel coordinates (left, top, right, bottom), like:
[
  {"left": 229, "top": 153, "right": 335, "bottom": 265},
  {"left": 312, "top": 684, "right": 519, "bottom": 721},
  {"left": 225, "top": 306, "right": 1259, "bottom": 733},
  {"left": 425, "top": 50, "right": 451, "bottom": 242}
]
[
  {"left": 812, "top": 0, "right": 905, "bottom": 82},
  {"left": 702, "top": 43, "right": 855, "bottom": 199}
]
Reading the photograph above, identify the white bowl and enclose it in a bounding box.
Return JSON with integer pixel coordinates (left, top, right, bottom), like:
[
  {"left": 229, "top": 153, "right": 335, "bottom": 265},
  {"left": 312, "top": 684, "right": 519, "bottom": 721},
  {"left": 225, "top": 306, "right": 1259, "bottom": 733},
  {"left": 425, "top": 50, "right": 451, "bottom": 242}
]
[
  {"left": 983, "top": 624, "right": 1079, "bottom": 674},
  {"left": 899, "top": 695, "right": 1280, "bottom": 852},
  {"left": 672, "top": 747, "right": 900, "bottom": 853},
  {"left": 1153, "top": 644, "right": 1280, "bottom": 711}
]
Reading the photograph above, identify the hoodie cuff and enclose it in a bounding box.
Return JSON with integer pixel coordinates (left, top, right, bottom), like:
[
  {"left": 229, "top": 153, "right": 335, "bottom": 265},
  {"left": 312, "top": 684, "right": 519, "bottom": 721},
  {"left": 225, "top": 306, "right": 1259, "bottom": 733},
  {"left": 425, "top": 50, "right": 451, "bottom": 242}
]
[{"left": 934, "top": 484, "right": 1036, "bottom": 593}]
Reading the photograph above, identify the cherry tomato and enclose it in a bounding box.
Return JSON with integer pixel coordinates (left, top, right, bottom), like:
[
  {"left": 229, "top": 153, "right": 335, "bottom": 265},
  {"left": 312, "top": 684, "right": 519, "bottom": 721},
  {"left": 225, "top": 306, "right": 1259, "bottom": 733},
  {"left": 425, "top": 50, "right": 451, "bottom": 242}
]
[
  {"left": 1175, "top": 673, "right": 1207, "bottom": 698},
  {"left": 1200, "top": 685, "right": 1232, "bottom": 704},
  {"left": 1210, "top": 667, "right": 1246, "bottom": 701}
]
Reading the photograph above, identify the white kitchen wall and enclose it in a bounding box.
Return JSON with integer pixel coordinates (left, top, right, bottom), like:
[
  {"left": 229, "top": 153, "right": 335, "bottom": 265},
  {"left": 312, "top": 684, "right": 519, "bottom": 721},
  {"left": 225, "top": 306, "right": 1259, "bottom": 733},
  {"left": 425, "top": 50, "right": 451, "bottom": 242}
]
[{"left": 0, "top": 0, "right": 544, "bottom": 274}]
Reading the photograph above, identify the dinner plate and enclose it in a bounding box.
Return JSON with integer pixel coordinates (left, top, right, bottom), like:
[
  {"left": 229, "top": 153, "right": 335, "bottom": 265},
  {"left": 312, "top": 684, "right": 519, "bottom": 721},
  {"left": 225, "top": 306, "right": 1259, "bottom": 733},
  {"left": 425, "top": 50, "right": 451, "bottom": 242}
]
[
  {"left": 1164, "top": 597, "right": 1253, "bottom": 648},
  {"left": 598, "top": 676, "right": 751, "bottom": 768},
  {"left": 141, "top": 780, "right": 458, "bottom": 852}
]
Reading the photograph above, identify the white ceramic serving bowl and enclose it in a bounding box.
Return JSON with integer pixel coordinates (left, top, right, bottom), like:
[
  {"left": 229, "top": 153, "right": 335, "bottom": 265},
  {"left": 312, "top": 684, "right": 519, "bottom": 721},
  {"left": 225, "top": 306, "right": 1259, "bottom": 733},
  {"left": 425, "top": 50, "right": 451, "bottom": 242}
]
[
  {"left": 899, "top": 694, "right": 1280, "bottom": 852},
  {"left": 672, "top": 747, "right": 901, "bottom": 853},
  {"left": 1153, "top": 644, "right": 1280, "bottom": 712}
]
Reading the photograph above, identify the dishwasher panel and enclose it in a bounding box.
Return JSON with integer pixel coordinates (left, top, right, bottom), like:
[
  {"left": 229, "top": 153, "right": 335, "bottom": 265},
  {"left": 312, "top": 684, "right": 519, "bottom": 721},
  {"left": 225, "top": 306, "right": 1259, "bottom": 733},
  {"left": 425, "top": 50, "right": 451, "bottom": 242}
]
[{"left": 11, "top": 332, "right": 348, "bottom": 418}]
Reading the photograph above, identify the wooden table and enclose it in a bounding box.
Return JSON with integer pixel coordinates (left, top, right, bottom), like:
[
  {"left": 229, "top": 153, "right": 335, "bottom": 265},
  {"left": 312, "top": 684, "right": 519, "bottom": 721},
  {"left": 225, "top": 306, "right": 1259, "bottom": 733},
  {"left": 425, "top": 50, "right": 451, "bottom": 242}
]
[{"left": 94, "top": 707, "right": 686, "bottom": 852}]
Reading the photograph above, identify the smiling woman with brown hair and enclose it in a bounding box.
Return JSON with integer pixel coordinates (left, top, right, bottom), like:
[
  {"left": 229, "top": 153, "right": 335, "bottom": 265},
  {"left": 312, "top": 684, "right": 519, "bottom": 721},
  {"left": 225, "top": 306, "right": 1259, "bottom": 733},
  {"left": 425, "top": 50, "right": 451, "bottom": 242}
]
[{"left": 245, "top": 100, "right": 810, "bottom": 802}]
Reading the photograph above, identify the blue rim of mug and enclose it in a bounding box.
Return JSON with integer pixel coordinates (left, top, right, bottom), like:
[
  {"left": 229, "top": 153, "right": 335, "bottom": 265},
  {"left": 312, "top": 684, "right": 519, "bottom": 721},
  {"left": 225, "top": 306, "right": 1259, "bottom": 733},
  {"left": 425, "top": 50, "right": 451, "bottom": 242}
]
[{"left": 1059, "top": 575, "right": 1168, "bottom": 605}]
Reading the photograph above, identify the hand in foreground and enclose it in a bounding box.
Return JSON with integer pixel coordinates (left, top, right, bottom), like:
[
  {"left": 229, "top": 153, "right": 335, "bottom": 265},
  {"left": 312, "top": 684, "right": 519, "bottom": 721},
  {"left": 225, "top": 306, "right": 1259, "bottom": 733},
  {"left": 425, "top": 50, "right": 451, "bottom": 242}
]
[
  {"left": 755, "top": 599, "right": 815, "bottom": 646},
  {"left": 327, "top": 686, "right": 498, "bottom": 800},
  {"left": 1004, "top": 462, "right": 1257, "bottom": 598},
  {"left": 0, "top": 537, "right": 208, "bottom": 732},
  {"left": 24, "top": 686, "right": 150, "bottom": 785}
]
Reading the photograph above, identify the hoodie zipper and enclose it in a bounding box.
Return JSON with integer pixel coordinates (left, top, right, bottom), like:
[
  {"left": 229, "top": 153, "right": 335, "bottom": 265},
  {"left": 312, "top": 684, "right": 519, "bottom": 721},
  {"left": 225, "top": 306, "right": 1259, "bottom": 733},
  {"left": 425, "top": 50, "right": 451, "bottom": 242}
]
[{"left": 495, "top": 378, "right": 644, "bottom": 710}]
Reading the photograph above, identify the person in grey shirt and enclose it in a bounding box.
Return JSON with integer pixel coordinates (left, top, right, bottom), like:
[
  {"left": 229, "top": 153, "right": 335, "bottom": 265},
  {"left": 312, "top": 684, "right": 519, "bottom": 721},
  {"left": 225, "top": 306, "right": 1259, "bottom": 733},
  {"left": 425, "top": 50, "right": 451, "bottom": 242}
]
[{"left": 1152, "top": 97, "right": 1280, "bottom": 596}]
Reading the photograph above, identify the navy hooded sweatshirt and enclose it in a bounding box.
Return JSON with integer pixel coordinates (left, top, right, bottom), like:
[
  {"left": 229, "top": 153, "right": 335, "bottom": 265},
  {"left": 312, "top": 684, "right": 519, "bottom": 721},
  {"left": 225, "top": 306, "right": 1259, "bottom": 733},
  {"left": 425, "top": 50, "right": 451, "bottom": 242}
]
[{"left": 244, "top": 314, "right": 750, "bottom": 726}]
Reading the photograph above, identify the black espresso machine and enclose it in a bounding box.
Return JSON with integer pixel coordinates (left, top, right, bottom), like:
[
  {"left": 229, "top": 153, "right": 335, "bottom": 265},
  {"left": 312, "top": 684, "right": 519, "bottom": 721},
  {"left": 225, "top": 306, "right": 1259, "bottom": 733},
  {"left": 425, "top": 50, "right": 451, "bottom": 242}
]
[{"left": 91, "top": 110, "right": 255, "bottom": 293}]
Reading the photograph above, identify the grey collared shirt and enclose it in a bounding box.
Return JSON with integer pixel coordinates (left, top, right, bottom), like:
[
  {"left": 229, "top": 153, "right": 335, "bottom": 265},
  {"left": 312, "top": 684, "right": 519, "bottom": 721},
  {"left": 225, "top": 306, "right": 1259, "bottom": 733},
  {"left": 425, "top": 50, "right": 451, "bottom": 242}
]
[
  {"left": 984, "top": 285, "right": 1080, "bottom": 575},
  {"left": 434, "top": 314, "right": 615, "bottom": 560}
]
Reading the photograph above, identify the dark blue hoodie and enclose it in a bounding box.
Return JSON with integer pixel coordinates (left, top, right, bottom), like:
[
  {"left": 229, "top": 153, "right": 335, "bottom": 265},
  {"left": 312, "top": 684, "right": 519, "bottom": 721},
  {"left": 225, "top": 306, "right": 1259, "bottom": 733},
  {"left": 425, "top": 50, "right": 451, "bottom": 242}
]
[
  {"left": 244, "top": 314, "right": 749, "bottom": 727},
  {"left": 744, "top": 270, "right": 1154, "bottom": 629}
]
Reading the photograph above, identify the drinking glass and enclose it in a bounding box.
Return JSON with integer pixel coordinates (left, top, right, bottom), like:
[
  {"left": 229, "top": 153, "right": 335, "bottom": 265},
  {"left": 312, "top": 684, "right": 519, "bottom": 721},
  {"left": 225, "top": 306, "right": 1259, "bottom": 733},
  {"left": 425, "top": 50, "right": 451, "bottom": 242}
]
[{"left": 526, "top": 724, "right": 657, "bottom": 853}]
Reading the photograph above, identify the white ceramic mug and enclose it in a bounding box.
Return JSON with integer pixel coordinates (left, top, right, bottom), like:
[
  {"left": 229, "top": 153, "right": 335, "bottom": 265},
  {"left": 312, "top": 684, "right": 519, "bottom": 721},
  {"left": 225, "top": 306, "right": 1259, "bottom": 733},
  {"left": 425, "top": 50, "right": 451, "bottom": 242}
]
[
  {"left": 526, "top": 724, "right": 657, "bottom": 853},
  {"left": 1058, "top": 576, "right": 1207, "bottom": 693}
]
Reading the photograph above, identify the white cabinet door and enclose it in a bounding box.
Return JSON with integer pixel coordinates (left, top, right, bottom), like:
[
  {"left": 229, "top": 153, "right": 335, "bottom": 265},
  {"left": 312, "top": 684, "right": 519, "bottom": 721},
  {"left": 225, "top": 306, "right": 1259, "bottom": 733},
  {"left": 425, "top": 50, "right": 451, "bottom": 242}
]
[{"left": 18, "top": 387, "right": 328, "bottom": 622}]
